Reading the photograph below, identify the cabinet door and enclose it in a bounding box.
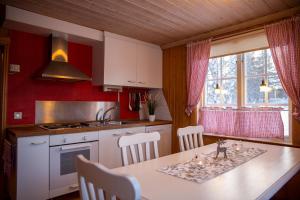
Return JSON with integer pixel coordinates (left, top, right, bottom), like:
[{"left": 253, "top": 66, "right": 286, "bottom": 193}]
[
  {"left": 99, "top": 127, "right": 145, "bottom": 168},
  {"left": 98, "top": 129, "right": 123, "bottom": 169},
  {"left": 136, "top": 43, "right": 162, "bottom": 88},
  {"left": 104, "top": 36, "right": 137, "bottom": 87},
  {"left": 146, "top": 124, "right": 172, "bottom": 157},
  {"left": 17, "top": 136, "right": 49, "bottom": 200}
]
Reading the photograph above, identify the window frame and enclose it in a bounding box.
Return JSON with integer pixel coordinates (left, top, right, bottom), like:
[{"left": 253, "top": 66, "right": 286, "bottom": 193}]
[{"left": 203, "top": 48, "right": 288, "bottom": 108}]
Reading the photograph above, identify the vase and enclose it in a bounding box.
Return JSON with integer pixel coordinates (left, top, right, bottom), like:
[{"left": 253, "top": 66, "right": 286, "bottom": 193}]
[{"left": 149, "top": 115, "right": 155, "bottom": 122}]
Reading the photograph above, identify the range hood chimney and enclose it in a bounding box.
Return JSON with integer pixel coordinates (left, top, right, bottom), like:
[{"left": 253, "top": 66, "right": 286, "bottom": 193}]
[{"left": 40, "top": 35, "right": 91, "bottom": 81}]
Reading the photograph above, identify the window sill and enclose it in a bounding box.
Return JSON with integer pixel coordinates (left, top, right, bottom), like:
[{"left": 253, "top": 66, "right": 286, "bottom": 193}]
[{"left": 203, "top": 133, "right": 299, "bottom": 148}]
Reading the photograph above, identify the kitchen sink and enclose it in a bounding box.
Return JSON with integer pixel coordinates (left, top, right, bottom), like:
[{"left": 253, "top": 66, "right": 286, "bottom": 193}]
[{"left": 81, "top": 120, "right": 137, "bottom": 127}]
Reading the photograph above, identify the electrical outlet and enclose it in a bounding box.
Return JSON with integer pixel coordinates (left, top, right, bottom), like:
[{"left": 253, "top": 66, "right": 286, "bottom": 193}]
[{"left": 14, "top": 112, "right": 22, "bottom": 120}]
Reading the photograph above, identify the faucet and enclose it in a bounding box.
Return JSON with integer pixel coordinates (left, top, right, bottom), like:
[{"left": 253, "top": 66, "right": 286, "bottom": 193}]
[
  {"left": 101, "top": 106, "right": 116, "bottom": 123},
  {"left": 96, "top": 93, "right": 120, "bottom": 124}
]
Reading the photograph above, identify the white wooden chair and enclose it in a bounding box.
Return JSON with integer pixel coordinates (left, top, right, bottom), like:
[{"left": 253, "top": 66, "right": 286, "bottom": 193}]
[
  {"left": 76, "top": 155, "right": 141, "bottom": 200},
  {"left": 118, "top": 132, "right": 160, "bottom": 166},
  {"left": 177, "top": 125, "right": 204, "bottom": 152}
]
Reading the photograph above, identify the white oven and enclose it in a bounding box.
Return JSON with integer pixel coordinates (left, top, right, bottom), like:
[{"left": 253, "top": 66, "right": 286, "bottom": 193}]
[{"left": 49, "top": 132, "right": 99, "bottom": 198}]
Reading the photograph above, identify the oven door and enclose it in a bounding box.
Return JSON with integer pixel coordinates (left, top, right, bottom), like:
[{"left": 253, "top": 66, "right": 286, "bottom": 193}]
[{"left": 49, "top": 141, "right": 98, "bottom": 198}]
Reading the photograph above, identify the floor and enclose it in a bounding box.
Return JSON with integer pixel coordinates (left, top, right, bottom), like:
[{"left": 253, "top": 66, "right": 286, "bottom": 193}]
[{"left": 52, "top": 192, "right": 80, "bottom": 200}]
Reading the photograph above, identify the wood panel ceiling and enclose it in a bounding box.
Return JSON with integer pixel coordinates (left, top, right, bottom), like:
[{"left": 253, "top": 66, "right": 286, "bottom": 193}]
[{"left": 4, "top": 0, "right": 300, "bottom": 46}]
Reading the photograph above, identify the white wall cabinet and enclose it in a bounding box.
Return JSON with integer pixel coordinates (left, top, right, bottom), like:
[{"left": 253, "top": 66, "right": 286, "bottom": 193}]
[
  {"left": 136, "top": 43, "right": 162, "bottom": 88},
  {"left": 17, "top": 136, "right": 49, "bottom": 200},
  {"left": 146, "top": 124, "right": 172, "bottom": 157},
  {"left": 104, "top": 36, "right": 137, "bottom": 87},
  {"left": 93, "top": 32, "right": 162, "bottom": 88},
  {"left": 98, "top": 127, "right": 146, "bottom": 168}
]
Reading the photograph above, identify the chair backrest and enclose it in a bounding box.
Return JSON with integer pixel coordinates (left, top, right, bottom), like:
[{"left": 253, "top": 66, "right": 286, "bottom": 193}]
[
  {"left": 118, "top": 132, "right": 160, "bottom": 166},
  {"left": 76, "top": 155, "right": 141, "bottom": 200},
  {"left": 177, "top": 125, "right": 204, "bottom": 152}
]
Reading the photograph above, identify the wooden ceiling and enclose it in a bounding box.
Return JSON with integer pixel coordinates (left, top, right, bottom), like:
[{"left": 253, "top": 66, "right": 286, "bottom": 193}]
[{"left": 4, "top": 0, "right": 300, "bottom": 46}]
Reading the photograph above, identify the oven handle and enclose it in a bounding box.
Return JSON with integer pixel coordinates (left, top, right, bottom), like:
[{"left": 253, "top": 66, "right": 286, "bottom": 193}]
[{"left": 60, "top": 143, "right": 92, "bottom": 151}]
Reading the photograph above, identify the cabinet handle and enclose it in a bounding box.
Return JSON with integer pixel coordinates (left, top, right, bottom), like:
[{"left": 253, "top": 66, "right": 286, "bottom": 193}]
[
  {"left": 128, "top": 80, "right": 136, "bottom": 83},
  {"left": 60, "top": 143, "right": 92, "bottom": 151},
  {"left": 31, "top": 141, "right": 47, "bottom": 145},
  {"left": 69, "top": 184, "right": 79, "bottom": 190},
  {"left": 147, "top": 129, "right": 164, "bottom": 133},
  {"left": 126, "top": 132, "right": 135, "bottom": 135},
  {"left": 112, "top": 133, "right": 120, "bottom": 137},
  {"left": 137, "top": 81, "right": 146, "bottom": 84}
]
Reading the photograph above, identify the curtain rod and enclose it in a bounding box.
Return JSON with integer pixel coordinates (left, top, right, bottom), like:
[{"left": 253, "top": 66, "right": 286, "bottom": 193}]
[{"left": 161, "top": 6, "right": 300, "bottom": 49}]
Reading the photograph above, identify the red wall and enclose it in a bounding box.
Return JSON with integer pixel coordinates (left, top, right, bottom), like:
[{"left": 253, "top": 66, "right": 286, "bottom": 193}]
[{"left": 7, "top": 30, "right": 142, "bottom": 125}]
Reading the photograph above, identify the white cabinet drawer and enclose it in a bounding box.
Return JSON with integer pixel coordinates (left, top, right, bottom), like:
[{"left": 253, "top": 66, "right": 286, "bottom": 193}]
[{"left": 50, "top": 131, "right": 98, "bottom": 146}]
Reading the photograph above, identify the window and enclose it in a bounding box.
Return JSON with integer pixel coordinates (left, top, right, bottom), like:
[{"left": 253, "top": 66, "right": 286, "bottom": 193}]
[
  {"left": 204, "top": 49, "right": 288, "bottom": 107},
  {"left": 205, "top": 55, "right": 237, "bottom": 106},
  {"left": 244, "top": 49, "right": 288, "bottom": 106},
  {"left": 204, "top": 48, "right": 289, "bottom": 137}
]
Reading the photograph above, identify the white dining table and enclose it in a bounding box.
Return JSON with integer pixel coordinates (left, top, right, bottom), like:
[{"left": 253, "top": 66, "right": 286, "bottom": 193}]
[{"left": 112, "top": 140, "right": 300, "bottom": 200}]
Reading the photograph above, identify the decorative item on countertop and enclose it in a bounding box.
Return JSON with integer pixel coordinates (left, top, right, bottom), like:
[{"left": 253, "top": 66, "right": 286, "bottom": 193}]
[
  {"left": 146, "top": 93, "right": 157, "bottom": 122},
  {"left": 215, "top": 139, "right": 227, "bottom": 159}
]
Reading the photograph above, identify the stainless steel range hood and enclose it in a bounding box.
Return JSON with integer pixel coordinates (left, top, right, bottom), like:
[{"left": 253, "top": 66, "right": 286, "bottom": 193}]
[{"left": 40, "top": 35, "right": 91, "bottom": 81}]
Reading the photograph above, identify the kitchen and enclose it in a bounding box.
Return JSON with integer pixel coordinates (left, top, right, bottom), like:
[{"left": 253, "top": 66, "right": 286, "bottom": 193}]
[{"left": 1, "top": 1, "right": 300, "bottom": 200}]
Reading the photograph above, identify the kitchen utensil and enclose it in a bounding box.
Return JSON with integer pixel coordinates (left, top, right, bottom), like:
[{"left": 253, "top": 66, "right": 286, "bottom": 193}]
[
  {"left": 129, "top": 93, "right": 132, "bottom": 111},
  {"left": 139, "top": 93, "right": 142, "bottom": 109},
  {"left": 133, "top": 93, "right": 140, "bottom": 111}
]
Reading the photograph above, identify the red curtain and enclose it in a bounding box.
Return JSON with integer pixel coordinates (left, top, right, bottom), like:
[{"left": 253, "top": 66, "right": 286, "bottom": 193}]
[
  {"left": 265, "top": 16, "right": 300, "bottom": 120},
  {"left": 185, "top": 39, "right": 211, "bottom": 116}
]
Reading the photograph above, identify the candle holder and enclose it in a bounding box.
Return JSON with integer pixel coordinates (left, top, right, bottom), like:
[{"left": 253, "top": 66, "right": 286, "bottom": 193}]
[{"left": 232, "top": 141, "right": 243, "bottom": 152}]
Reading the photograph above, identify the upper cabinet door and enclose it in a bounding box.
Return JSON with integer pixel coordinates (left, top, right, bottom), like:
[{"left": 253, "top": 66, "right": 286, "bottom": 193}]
[
  {"left": 104, "top": 36, "right": 137, "bottom": 87},
  {"left": 136, "top": 44, "right": 162, "bottom": 88}
]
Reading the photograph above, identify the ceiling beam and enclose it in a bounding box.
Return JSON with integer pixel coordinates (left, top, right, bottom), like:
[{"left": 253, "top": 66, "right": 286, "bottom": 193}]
[{"left": 161, "top": 6, "right": 300, "bottom": 49}]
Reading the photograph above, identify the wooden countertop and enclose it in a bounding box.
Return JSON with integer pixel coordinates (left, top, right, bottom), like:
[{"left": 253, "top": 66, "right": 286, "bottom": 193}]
[{"left": 7, "top": 120, "right": 172, "bottom": 138}]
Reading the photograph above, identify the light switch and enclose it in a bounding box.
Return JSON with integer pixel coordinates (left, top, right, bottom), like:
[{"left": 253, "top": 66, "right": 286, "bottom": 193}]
[
  {"left": 14, "top": 112, "right": 22, "bottom": 120},
  {"left": 9, "top": 64, "right": 21, "bottom": 73}
]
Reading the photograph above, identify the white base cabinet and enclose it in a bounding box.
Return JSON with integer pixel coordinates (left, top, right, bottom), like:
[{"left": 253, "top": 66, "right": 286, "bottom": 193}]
[
  {"left": 146, "top": 124, "right": 172, "bottom": 157},
  {"left": 98, "top": 127, "right": 146, "bottom": 168},
  {"left": 11, "top": 124, "right": 171, "bottom": 200},
  {"left": 16, "top": 136, "right": 49, "bottom": 200}
]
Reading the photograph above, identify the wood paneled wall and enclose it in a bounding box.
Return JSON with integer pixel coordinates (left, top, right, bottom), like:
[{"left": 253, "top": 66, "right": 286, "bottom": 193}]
[
  {"left": 292, "top": 106, "right": 300, "bottom": 146},
  {"left": 163, "top": 45, "right": 196, "bottom": 153}
]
